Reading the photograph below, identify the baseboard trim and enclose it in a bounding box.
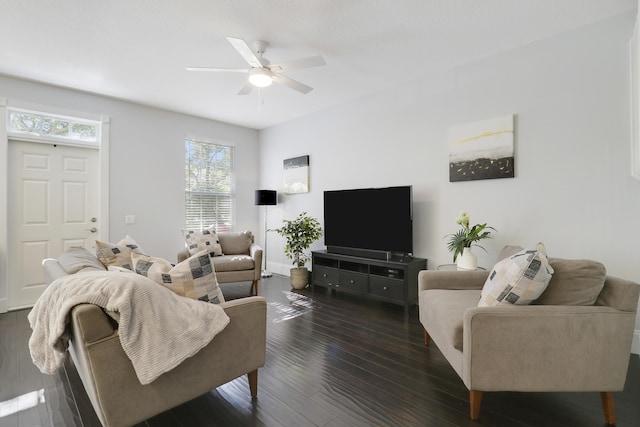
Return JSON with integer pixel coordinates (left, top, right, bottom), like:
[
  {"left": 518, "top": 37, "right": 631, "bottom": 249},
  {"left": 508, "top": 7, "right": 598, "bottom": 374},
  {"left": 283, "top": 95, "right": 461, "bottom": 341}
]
[
  {"left": 267, "top": 261, "right": 293, "bottom": 277},
  {"left": 632, "top": 330, "right": 640, "bottom": 355},
  {"left": 0, "top": 298, "right": 7, "bottom": 313}
]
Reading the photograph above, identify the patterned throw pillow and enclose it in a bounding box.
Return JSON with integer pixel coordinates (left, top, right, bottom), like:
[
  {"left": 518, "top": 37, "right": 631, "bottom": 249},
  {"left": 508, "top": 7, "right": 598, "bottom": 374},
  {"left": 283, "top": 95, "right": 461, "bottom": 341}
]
[
  {"left": 95, "top": 241, "right": 134, "bottom": 270},
  {"left": 479, "top": 243, "right": 554, "bottom": 307},
  {"left": 117, "top": 235, "right": 146, "bottom": 255},
  {"left": 131, "top": 250, "right": 225, "bottom": 304},
  {"left": 107, "top": 265, "right": 135, "bottom": 273},
  {"left": 182, "top": 226, "right": 224, "bottom": 257}
]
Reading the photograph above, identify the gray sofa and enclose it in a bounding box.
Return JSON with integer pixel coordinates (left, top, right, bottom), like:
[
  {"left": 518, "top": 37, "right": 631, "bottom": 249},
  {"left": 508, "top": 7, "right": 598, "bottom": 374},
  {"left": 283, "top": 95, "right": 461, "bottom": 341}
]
[
  {"left": 42, "top": 256, "right": 267, "bottom": 427},
  {"left": 418, "top": 255, "right": 639, "bottom": 424},
  {"left": 178, "top": 230, "right": 263, "bottom": 295}
]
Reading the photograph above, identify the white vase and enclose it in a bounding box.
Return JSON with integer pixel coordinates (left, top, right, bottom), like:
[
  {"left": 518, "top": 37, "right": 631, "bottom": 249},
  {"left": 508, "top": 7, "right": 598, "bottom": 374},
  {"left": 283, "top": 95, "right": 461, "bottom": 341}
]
[{"left": 457, "top": 247, "right": 478, "bottom": 270}]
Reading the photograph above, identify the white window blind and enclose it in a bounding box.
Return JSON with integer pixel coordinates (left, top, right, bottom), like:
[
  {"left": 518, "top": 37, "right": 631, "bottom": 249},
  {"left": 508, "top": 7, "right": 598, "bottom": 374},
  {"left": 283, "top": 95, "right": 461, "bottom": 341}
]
[{"left": 185, "top": 138, "right": 234, "bottom": 231}]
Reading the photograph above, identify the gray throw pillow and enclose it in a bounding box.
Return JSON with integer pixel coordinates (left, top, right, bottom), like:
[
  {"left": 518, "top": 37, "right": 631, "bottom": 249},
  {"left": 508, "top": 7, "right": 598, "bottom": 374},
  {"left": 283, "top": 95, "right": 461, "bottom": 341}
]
[
  {"left": 497, "top": 245, "right": 524, "bottom": 262},
  {"left": 218, "top": 231, "right": 253, "bottom": 255},
  {"left": 58, "top": 247, "right": 106, "bottom": 274},
  {"left": 535, "top": 258, "right": 606, "bottom": 306}
]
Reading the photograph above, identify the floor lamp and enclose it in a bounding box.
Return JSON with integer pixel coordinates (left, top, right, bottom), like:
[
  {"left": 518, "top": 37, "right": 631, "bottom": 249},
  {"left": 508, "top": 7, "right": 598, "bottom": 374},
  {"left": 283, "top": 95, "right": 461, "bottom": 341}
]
[{"left": 255, "top": 190, "right": 277, "bottom": 277}]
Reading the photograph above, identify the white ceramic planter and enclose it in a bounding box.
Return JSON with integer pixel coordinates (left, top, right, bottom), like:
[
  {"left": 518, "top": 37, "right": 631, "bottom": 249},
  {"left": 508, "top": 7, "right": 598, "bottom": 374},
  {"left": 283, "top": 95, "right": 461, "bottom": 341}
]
[{"left": 456, "top": 247, "right": 478, "bottom": 270}]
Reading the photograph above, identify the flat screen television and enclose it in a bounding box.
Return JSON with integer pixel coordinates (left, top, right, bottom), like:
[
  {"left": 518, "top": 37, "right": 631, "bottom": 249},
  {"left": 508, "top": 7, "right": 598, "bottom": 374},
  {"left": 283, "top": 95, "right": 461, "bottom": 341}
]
[{"left": 323, "top": 186, "right": 413, "bottom": 259}]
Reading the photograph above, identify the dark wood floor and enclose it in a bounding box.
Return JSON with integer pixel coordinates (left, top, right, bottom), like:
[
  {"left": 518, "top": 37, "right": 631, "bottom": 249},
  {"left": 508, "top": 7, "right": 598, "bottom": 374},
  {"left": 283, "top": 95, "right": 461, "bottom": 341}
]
[{"left": 1, "top": 274, "right": 639, "bottom": 427}]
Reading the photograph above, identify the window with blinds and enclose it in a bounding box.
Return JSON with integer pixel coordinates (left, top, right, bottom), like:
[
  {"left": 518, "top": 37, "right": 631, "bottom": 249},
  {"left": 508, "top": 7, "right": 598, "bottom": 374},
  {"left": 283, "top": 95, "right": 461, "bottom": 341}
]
[{"left": 185, "top": 138, "right": 234, "bottom": 231}]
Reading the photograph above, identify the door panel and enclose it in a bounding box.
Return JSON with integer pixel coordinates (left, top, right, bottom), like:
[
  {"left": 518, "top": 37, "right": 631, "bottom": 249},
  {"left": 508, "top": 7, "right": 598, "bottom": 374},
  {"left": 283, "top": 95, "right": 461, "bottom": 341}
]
[{"left": 8, "top": 141, "right": 100, "bottom": 309}]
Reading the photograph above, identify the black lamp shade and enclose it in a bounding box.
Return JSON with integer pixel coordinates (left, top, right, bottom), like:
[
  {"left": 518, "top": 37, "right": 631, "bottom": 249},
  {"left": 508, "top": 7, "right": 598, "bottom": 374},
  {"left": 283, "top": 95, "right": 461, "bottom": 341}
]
[{"left": 255, "top": 190, "right": 277, "bottom": 206}]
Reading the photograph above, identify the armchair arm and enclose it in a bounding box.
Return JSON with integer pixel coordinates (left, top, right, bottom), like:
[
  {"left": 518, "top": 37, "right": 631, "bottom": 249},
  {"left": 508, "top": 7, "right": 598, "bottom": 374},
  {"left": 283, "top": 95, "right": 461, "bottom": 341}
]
[
  {"left": 250, "top": 243, "right": 263, "bottom": 281},
  {"left": 418, "top": 270, "right": 490, "bottom": 292},
  {"left": 71, "top": 304, "right": 118, "bottom": 344},
  {"left": 462, "top": 305, "right": 636, "bottom": 392},
  {"left": 42, "top": 258, "right": 69, "bottom": 285}
]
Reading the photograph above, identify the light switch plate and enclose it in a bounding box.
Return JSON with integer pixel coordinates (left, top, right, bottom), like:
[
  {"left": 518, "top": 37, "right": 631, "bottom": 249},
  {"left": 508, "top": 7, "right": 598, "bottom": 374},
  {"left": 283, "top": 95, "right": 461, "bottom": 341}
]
[{"left": 125, "top": 215, "right": 136, "bottom": 225}]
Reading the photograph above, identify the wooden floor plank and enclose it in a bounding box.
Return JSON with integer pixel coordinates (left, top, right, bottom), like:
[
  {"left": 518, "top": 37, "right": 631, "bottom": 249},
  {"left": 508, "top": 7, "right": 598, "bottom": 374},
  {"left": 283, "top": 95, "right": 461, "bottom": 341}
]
[
  {"left": 2, "top": 274, "right": 639, "bottom": 427},
  {"left": 0, "top": 311, "right": 20, "bottom": 427}
]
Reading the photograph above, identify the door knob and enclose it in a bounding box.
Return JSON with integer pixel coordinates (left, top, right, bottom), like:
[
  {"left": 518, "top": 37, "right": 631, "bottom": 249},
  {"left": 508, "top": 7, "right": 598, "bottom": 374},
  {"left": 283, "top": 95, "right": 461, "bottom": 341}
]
[
  {"left": 90, "top": 217, "right": 97, "bottom": 222},
  {"left": 87, "top": 227, "right": 97, "bottom": 233}
]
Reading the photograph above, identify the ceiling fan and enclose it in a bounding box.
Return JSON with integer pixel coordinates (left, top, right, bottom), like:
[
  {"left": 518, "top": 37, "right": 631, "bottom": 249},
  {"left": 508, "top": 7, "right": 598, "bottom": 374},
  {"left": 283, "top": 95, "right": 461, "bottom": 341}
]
[{"left": 187, "top": 37, "right": 325, "bottom": 95}]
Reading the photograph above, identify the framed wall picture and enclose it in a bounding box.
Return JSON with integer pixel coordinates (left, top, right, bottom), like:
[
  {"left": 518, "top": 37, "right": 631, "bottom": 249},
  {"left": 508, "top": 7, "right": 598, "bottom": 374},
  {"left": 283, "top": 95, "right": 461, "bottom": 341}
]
[
  {"left": 283, "top": 155, "right": 310, "bottom": 194},
  {"left": 448, "top": 115, "right": 515, "bottom": 182}
]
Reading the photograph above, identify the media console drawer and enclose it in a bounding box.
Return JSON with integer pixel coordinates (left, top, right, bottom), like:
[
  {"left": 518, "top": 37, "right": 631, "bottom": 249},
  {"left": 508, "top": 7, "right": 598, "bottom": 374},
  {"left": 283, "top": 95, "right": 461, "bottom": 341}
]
[
  {"left": 369, "top": 276, "right": 404, "bottom": 300},
  {"left": 338, "top": 270, "right": 368, "bottom": 293},
  {"left": 311, "top": 250, "right": 427, "bottom": 317},
  {"left": 313, "top": 265, "right": 338, "bottom": 287}
]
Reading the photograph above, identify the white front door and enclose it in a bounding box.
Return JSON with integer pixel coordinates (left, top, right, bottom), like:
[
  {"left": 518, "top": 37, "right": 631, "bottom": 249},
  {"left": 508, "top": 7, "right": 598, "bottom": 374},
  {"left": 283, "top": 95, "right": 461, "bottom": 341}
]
[{"left": 7, "top": 140, "right": 100, "bottom": 309}]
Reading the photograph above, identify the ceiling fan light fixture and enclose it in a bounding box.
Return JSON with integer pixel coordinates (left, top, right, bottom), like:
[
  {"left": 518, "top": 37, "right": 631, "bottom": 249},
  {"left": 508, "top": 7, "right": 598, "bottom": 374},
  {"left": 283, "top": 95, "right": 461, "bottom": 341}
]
[{"left": 249, "top": 68, "right": 273, "bottom": 87}]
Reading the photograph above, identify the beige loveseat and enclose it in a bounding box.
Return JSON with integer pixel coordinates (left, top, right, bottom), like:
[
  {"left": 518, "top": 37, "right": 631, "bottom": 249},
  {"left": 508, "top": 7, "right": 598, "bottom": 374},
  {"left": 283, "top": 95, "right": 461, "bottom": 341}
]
[
  {"left": 418, "top": 251, "right": 639, "bottom": 424},
  {"left": 178, "top": 230, "right": 263, "bottom": 295},
  {"left": 42, "top": 256, "right": 267, "bottom": 427}
]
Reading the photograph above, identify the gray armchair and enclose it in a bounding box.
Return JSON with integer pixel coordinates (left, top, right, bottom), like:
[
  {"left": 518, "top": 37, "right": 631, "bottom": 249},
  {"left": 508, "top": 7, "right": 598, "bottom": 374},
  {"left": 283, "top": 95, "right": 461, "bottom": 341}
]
[
  {"left": 178, "top": 230, "right": 263, "bottom": 295},
  {"left": 42, "top": 257, "right": 267, "bottom": 427},
  {"left": 418, "top": 265, "right": 639, "bottom": 424}
]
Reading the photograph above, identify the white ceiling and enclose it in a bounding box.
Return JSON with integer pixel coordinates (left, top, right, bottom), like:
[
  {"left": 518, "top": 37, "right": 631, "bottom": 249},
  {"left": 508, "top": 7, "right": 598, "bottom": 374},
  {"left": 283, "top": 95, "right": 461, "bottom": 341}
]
[{"left": 0, "top": 0, "right": 635, "bottom": 130}]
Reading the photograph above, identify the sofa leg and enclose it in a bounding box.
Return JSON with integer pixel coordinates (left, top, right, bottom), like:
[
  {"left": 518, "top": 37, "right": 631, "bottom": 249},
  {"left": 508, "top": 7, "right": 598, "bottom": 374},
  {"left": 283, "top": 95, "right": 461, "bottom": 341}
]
[
  {"left": 248, "top": 369, "right": 258, "bottom": 398},
  {"left": 470, "top": 390, "right": 482, "bottom": 420},
  {"left": 423, "top": 328, "right": 430, "bottom": 346},
  {"left": 600, "top": 392, "right": 616, "bottom": 425},
  {"left": 253, "top": 280, "right": 259, "bottom": 295}
]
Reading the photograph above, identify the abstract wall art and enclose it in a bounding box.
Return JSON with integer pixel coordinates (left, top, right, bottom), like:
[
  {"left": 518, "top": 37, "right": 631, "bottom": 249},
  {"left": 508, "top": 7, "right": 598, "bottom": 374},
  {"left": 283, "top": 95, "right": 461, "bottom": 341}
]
[
  {"left": 448, "top": 115, "right": 514, "bottom": 182},
  {"left": 283, "top": 155, "right": 310, "bottom": 194}
]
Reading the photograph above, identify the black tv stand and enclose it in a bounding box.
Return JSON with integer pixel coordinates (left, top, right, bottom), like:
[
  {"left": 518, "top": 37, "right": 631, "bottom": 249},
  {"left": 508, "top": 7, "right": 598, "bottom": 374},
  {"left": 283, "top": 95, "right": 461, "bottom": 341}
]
[{"left": 312, "top": 250, "right": 427, "bottom": 317}]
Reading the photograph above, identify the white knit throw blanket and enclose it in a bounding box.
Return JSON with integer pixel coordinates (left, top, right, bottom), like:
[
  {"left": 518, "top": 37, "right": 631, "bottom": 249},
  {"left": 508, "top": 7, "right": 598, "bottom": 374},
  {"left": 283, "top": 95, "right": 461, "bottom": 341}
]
[{"left": 28, "top": 271, "right": 230, "bottom": 385}]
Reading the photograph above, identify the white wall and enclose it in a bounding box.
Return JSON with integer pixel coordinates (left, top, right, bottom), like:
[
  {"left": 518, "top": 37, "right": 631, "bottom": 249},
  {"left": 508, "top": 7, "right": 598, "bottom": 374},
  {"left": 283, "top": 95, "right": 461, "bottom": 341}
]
[
  {"left": 259, "top": 12, "right": 640, "bottom": 353},
  {"left": 0, "top": 76, "right": 260, "bottom": 310}
]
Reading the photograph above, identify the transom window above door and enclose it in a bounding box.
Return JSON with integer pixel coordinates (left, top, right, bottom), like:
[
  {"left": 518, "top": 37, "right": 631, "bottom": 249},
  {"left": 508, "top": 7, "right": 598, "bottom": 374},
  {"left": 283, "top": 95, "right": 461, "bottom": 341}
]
[{"left": 7, "top": 107, "right": 100, "bottom": 146}]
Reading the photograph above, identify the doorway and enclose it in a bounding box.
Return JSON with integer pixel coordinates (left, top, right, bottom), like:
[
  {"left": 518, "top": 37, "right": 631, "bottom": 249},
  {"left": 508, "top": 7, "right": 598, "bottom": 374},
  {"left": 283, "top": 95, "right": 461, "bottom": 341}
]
[{"left": 7, "top": 141, "right": 100, "bottom": 309}]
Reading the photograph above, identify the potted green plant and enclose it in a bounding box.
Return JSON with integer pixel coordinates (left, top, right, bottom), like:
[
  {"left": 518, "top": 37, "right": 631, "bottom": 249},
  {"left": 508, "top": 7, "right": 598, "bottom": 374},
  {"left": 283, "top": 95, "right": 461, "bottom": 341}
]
[
  {"left": 274, "top": 212, "right": 323, "bottom": 289},
  {"left": 446, "top": 211, "right": 495, "bottom": 270}
]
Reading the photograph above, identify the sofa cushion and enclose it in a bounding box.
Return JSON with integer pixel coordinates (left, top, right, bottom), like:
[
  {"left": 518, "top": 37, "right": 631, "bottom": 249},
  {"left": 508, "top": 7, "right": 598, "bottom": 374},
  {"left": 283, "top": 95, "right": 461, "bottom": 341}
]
[
  {"left": 219, "top": 231, "right": 253, "bottom": 255},
  {"left": 132, "top": 251, "right": 224, "bottom": 303},
  {"left": 535, "top": 258, "right": 606, "bottom": 306},
  {"left": 182, "top": 226, "right": 223, "bottom": 257},
  {"left": 479, "top": 243, "right": 554, "bottom": 307},
  {"left": 96, "top": 241, "right": 134, "bottom": 270},
  {"left": 58, "top": 247, "right": 106, "bottom": 274},
  {"left": 211, "top": 254, "right": 255, "bottom": 272}
]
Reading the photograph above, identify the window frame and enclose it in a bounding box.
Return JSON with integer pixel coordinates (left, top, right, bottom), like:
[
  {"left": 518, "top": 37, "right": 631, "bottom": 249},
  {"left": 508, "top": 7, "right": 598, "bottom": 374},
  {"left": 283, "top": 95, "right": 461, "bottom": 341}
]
[{"left": 184, "top": 137, "right": 236, "bottom": 231}]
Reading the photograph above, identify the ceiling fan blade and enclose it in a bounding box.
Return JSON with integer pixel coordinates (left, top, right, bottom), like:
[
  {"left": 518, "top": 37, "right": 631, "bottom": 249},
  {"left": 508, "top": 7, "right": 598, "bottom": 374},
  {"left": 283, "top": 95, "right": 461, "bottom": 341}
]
[
  {"left": 238, "top": 81, "right": 254, "bottom": 95},
  {"left": 226, "top": 37, "right": 266, "bottom": 68},
  {"left": 186, "top": 67, "right": 248, "bottom": 73},
  {"left": 270, "top": 55, "right": 326, "bottom": 72},
  {"left": 272, "top": 74, "right": 313, "bottom": 94}
]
